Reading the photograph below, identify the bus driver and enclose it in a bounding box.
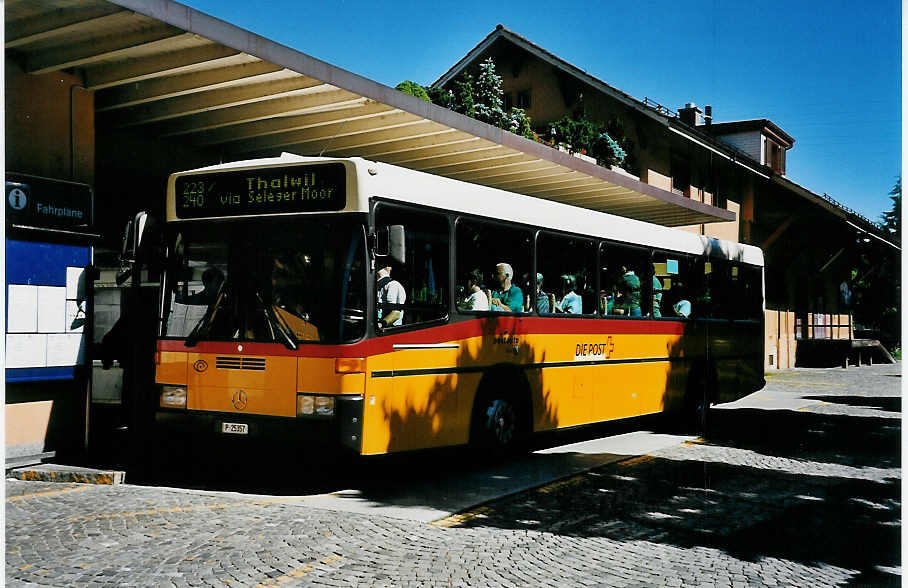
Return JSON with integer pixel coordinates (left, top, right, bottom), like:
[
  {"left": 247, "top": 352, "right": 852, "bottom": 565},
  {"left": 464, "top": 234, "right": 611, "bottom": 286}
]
[{"left": 377, "top": 265, "right": 406, "bottom": 328}]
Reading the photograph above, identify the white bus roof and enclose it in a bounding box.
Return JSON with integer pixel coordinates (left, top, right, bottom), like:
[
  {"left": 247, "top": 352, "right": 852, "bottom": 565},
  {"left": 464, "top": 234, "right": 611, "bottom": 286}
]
[{"left": 170, "top": 154, "right": 764, "bottom": 266}]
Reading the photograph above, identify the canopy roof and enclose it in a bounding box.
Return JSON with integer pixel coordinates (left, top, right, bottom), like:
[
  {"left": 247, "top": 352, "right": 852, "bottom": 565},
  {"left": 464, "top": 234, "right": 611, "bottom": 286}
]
[{"left": 5, "top": 0, "right": 735, "bottom": 226}]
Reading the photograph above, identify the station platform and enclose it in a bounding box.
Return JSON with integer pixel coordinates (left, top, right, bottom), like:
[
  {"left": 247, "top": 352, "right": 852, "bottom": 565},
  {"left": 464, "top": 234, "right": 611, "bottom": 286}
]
[{"left": 795, "top": 338, "right": 895, "bottom": 368}]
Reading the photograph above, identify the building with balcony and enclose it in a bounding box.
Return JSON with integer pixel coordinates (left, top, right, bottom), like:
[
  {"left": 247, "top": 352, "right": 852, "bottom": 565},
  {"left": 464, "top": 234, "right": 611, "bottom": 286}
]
[{"left": 434, "top": 25, "right": 899, "bottom": 369}]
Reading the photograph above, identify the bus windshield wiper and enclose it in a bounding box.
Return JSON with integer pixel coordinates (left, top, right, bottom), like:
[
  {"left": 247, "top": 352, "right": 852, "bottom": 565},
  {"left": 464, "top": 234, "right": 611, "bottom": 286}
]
[
  {"left": 253, "top": 290, "right": 299, "bottom": 351},
  {"left": 184, "top": 283, "right": 227, "bottom": 347}
]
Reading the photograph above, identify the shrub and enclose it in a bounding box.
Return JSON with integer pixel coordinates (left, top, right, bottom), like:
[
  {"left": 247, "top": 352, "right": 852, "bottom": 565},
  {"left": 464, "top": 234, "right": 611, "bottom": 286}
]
[
  {"left": 547, "top": 115, "right": 631, "bottom": 169},
  {"left": 395, "top": 80, "right": 431, "bottom": 102},
  {"left": 428, "top": 58, "right": 535, "bottom": 140},
  {"left": 427, "top": 86, "right": 455, "bottom": 109}
]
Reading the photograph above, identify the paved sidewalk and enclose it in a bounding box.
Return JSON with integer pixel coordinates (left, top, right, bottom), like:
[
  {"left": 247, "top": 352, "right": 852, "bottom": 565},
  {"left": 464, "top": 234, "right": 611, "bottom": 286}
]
[{"left": 6, "top": 363, "right": 901, "bottom": 587}]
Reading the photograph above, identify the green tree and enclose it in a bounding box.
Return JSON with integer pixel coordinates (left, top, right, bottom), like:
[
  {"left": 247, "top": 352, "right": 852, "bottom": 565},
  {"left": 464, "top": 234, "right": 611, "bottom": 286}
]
[
  {"left": 506, "top": 107, "right": 535, "bottom": 140},
  {"left": 452, "top": 73, "right": 475, "bottom": 118},
  {"left": 850, "top": 177, "right": 901, "bottom": 351},
  {"left": 395, "top": 80, "right": 431, "bottom": 102},
  {"left": 427, "top": 59, "right": 535, "bottom": 140},
  {"left": 473, "top": 58, "right": 505, "bottom": 127},
  {"left": 427, "top": 85, "right": 454, "bottom": 109},
  {"left": 881, "top": 176, "right": 901, "bottom": 236}
]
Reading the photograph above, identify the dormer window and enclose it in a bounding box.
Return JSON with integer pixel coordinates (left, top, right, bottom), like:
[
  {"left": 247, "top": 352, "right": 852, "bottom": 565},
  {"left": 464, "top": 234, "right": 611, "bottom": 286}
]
[
  {"left": 708, "top": 119, "right": 794, "bottom": 177},
  {"left": 764, "top": 137, "right": 785, "bottom": 175}
]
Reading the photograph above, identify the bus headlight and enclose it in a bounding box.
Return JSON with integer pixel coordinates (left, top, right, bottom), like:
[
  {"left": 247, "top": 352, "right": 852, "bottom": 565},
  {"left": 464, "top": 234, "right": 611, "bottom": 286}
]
[
  {"left": 315, "top": 396, "right": 335, "bottom": 416},
  {"left": 160, "top": 385, "right": 187, "bottom": 408},
  {"left": 297, "top": 395, "right": 335, "bottom": 417}
]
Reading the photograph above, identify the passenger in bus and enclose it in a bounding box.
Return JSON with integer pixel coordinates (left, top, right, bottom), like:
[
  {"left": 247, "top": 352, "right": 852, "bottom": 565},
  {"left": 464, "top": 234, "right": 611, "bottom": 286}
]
[
  {"left": 673, "top": 298, "right": 692, "bottom": 318},
  {"left": 555, "top": 274, "right": 583, "bottom": 314},
  {"left": 186, "top": 267, "right": 224, "bottom": 306},
  {"left": 488, "top": 262, "right": 524, "bottom": 313},
  {"left": 652, "top": 274, "right": 663, "bottom": 318},
  {"left": 534, "top": 273, "right": 551, "bottom": 314},
  {"left": 377, "top": 264, "right": 406, "bottom": 328},
  {"left": 599, "top": 287, "right": 614, "bottom": 315},
  {"left": 670, "top": 281, "right": 692, "bottom": 318},
  {"left": 520, "top": 272, "right": 550, "bottom": 313},
  {"left": 577, "top": 271, "right": 597, "bottom": 315},
  {"left": 598, "top": 269, "right": 620, "bottom": 314},
  {"left": 617, "top": 265, "right": 642, "bottom": 316},
  {"left": 460, "top": 268, "right": 489, "bottom": 311}
]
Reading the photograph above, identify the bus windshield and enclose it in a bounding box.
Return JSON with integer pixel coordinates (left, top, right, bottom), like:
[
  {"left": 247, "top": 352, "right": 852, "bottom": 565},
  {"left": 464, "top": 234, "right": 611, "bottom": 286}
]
[{"left": 162, "top": 216, "right": 367, "bottom": 345}]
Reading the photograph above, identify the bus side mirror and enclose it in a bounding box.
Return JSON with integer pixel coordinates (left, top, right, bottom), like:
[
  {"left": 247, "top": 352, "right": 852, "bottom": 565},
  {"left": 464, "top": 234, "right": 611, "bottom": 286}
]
[
  {"left": 375, "top": 225, "right": 406, "bottom": 266},
  {"left": 116, "top": 211, "right": 157, "bottom": 285}
]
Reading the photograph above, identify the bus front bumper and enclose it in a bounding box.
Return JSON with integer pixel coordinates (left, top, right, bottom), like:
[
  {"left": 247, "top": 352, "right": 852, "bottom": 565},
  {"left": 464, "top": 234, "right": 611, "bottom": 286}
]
[{"left": 154, "top": 396, "right": 363, "bottom": 452}]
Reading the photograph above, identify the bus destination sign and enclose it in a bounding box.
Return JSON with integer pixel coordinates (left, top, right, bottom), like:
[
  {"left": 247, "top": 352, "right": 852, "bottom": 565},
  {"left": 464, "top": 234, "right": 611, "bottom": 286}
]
[{"left": 174, "top": 163, "right": 346, "bottom": 219}]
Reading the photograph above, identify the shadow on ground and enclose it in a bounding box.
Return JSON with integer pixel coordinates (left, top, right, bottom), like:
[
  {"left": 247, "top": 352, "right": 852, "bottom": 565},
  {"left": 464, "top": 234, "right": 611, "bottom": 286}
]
[
  {"left": 451, "top": 405, "right": 901, "bottom": 586},
  {"left": 801, "top": 395, "right": 901, "bottom": 413},
  {"left": 112, "top": 412, "right": 668, "bottom": 497}
]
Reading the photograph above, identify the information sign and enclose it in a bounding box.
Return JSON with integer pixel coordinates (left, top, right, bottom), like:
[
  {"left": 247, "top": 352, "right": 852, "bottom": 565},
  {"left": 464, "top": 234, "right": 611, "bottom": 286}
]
[{"left": 6, "top": 174, "right": 93, "bottom": 231}]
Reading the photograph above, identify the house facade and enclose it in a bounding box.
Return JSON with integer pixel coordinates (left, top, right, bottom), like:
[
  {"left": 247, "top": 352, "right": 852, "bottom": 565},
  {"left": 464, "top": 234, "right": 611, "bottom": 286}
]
[{"left": 434, "top": 25, "right": 898, "bottom": 369}]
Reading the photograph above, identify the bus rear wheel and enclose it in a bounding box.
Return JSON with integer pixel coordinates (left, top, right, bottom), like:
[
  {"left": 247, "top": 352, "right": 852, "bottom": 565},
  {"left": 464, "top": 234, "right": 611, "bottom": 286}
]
[{"left": 683, "top": 361, "right": 716, "bottom": 437}]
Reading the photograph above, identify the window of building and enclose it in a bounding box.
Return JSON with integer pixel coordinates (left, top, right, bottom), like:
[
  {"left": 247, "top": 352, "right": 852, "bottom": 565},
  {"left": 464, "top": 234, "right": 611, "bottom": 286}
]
[
  {"left": 671, "top": 155, "right": 690, "bottom": 196},
  {"left": 536, "top": 233, "right": 597, "bottom": 315},
  {"left": 374, "top": 204, "right": 450, "bottom": 328},
  {"left": 503, "top": 92, "right": 514, "bottom": 111},
  {"left": 600, "top": 243, "right": 651, "bottom": 317},
  {"left": 456, "top": 219, "right": 532, "bottom": 314},
  {"left": 517, "top": 90, "right": 531, "bottom": 109},
  {"left": 765, "top": 139, "right": 784, "bottom": 174}
]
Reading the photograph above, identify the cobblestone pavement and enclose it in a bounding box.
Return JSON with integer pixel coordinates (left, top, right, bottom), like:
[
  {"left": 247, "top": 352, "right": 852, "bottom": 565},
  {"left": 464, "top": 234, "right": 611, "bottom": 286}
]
[{"left": 7, "top": 363, "right": 901, "bottom": 587}]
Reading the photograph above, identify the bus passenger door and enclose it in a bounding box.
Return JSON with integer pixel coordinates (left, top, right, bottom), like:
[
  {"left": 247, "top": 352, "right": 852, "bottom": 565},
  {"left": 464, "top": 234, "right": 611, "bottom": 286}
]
[{"left": 372, "top": 202, "right": 454, "bottom": 452}]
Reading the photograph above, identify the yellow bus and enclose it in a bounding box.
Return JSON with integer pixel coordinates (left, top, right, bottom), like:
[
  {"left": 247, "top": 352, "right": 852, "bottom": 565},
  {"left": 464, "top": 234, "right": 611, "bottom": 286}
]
[{"left": 153, "top": 154, "right": 764, "bottom": 455}]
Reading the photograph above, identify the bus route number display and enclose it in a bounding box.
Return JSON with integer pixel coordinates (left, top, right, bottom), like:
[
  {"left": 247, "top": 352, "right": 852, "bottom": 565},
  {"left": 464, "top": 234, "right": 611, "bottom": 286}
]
[{"left": 174, "top": 163, "right": 346, "bottom": 218}]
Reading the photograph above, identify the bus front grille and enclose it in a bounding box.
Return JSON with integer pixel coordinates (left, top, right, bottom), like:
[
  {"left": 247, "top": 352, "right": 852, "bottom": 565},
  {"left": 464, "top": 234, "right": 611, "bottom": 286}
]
[{"left": 215, "top": 356, "right": 266, "bottom": 371}]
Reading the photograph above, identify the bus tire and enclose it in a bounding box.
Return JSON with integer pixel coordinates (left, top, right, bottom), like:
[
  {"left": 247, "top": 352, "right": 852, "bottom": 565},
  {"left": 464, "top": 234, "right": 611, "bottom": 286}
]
[{"left": 469, "top": 367, "right": 531, "bottom": 456}]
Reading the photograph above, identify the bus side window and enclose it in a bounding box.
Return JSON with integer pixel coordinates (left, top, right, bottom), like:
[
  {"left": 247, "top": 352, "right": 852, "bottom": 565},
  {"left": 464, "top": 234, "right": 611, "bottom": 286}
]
[
  {"left": 653, "top": 253, "right": 693, "bottom": 319},
  {"left": 600, "top": 243, "right": 651, "bottom": 317},
  {"left": 536, "top": 233, "right": 596, "bottom": 315},
  {"left": 374, "top": 204, "right": 449, "bottom": 327},
  {"left": 737, "top": 264, "right": 763, "bottom": 321},
  {"left": 712, "top": 261, "right": 734, "bottom": 319},
  {"left": 456, "top": 219, "right": 532, "bottom": 314},
  {"left": 693, "top": 258, "right": 732, "bottom": 319}
]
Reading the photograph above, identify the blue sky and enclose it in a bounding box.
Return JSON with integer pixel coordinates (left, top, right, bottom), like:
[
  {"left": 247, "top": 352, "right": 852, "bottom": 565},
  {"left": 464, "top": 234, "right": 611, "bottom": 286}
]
[{"left": 182, "top": 0, "right": 901, "bottom": 222}]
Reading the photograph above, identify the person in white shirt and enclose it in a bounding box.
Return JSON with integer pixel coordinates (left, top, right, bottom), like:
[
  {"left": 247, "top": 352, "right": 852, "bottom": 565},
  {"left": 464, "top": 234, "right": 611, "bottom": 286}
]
[
  {"left": 461, "top": 268, "right": 489, "bottom": 311},
  {"left": 556, "top": 274, "right": 583, "bottom": 314},
  {"left": 376, "top": 265, "right": 406, "bottom": 328}
]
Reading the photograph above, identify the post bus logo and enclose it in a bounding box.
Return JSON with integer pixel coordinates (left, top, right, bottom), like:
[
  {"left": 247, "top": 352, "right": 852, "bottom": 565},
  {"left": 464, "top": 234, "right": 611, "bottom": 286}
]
[
  {"left": 232, "top": 390, "right": 248, "bottom": 410},
  {"left": 193, "top": 359, "right": 208, "bottom": 373}
]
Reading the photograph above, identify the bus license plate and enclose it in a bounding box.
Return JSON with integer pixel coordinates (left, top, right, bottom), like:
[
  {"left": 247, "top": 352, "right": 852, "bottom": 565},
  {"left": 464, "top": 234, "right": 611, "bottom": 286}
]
[{"left": 221, "top": 422, "right": 248, "bottom": 435}]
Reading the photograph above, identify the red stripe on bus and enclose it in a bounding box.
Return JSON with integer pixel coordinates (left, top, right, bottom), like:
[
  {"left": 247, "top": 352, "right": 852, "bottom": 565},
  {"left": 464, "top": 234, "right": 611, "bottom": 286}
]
[{"left": 156, "top": 316, "right": 689, "bottom": 357}]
